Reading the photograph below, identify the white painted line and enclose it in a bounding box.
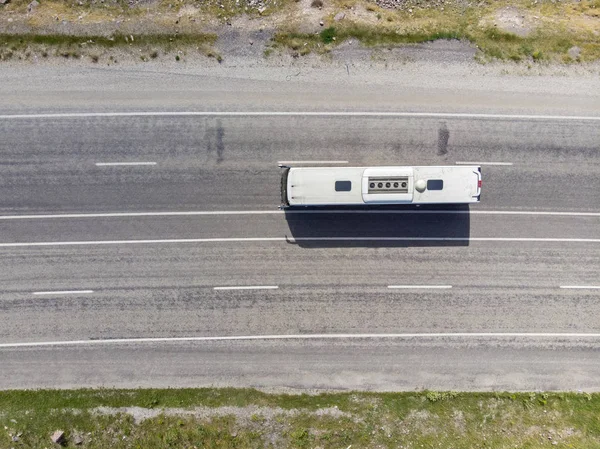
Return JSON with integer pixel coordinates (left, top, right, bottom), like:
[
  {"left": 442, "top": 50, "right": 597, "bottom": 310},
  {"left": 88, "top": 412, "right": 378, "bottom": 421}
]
[
  {"left": 388, "top": 285, "right": 452, "bottom": 289},
  {"left": 0, "top": 237, "right": 599, "bottom": 248},
  {"left": 95, "top": 162, "right": 157, "bottom": 166},
  {"left": 0, "top": 210, "right": 599, "bottom": 220},
  {"left": 0, "top": 211, "right": 283, "bottom": 220},
  {"left": 455, "top": 161, "right": 513, "bottom": 166},
  {"left": 2, "top": 112, "right": 600, "bottom": 121},
  {"left": 4, "top": 332, "right": 600, "bottom": 349},
  {"left": 278, "top": 161, "right": 348, "bottom": 165},
  {"left": 33, "top": 290, "right": 94, "bottom": 295},
  {"left": 214, "top": 286, "right": 279, "bottom": 291},
  {"left": 560, "top": 286, "right": 600, "bottom": 290},
  {"left": 471, "top": 211, "right": 600, "bottom": 217}
]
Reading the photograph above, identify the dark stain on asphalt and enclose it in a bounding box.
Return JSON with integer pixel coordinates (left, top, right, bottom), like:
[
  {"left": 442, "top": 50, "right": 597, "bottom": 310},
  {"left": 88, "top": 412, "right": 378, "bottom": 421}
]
[
  {"left": 205, "top": 119, "right": 225, "bottom": 163},
  {"left": 437, "top": 121, "right": 450, "bottom": 156}
]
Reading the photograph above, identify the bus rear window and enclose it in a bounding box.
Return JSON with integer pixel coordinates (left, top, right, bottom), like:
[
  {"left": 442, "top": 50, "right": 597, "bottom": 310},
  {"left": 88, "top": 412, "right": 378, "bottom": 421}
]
[
  {"left": 335, "top": 181, "right": 352, "bottom": 192},
  {"left": 427, "top": 179, "right": 444, "bottom": 190}
]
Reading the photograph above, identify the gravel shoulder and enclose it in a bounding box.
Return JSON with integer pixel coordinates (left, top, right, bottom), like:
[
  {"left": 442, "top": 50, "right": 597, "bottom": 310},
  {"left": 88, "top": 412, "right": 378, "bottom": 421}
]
[{"left": 1, "top": 45, "right": 599, "bottom": 116}]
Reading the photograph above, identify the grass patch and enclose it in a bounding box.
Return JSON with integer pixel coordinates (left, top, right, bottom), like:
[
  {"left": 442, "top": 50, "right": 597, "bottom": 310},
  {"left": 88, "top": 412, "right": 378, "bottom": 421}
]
[
  {"left": 274, "top": 25, "right": 466, "bottom": 55},
  {"left": 2, "top": 389, "right": 600, "bottom": 448},
  {"left": 471, "top": 25, "right": 594, "bottom": 63},
  {"left": 320, "top": 26, "right": 336, "bottom": 44}
]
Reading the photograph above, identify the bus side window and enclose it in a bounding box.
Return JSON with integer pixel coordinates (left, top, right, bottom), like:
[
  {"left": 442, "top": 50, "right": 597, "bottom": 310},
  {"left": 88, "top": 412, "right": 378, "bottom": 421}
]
[
  {"left": 335, "top": 181, "right": 352, "bottom": 192},
  {"left": 427, "top": 179, "right": 444, "bottom": 190}
]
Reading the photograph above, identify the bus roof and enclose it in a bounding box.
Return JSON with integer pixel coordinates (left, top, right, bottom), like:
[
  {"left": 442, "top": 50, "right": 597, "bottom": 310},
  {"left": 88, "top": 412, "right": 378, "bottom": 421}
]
[{"left": 285, "top": 166, "right": 481, "bottom": 206}]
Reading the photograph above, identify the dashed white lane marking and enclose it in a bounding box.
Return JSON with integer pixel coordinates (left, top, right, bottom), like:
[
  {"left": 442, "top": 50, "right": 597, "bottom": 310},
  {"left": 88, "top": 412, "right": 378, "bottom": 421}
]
[
  {"left": 33, "top": 290, "right": 94, "bottom": 295},
  {"left": 3, "top": 333, "right": 600, "bottom": 348},
  {"left": 95, "top": 162, "right": 157, "bottom": 166},
  {"left": 388, "top": 285, "right": 452, "bottom": 289},
  {"left": 214, "top": 286, "right": 279, "bottom": 291},
  {"left": 0, "top": 237, "right": 598, "bottom": 247},
  {"left": 560, "top": 286, "right": 600, "bottom": 289},
  {"left": 0, "top": 210, "right": 598, "bottom": 220},
  {"left": 277, "top": 161, "right": 348, "bottom": 165},
  {"left": 455, "top": 162, "right": 513, "bottom": 166},
  {"left": 1, "top": 112, "right": 600, "bottom": 121}
]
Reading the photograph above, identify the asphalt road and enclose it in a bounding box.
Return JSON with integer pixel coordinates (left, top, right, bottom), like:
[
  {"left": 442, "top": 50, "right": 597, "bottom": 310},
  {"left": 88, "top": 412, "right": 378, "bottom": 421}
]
[{"left": 0, "top": 65, "right": 599, "bottom": 391}]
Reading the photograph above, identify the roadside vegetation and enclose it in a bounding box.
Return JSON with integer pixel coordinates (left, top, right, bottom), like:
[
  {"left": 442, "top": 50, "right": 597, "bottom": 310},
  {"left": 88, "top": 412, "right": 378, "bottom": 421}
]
[
  {"left": 0, "top": 0, "right": 599, "bottom": 62},
  {"left": 271, "top": 0, "right": 600, "bottom": 62},
  {"left": 0, "top": 32, "right": 220, "bottom": 63},
  {"left": 3, "top": 388, "right": 600, "bottom": 448}
]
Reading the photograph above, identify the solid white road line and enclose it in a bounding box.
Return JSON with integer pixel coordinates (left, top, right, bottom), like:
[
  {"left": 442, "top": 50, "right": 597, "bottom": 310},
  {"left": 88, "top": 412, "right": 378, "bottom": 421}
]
[
  {"left": 0, "top": 237, "right": 598, "bottom": 248},
  {"left": 0, "top": 210, "right": 599, "bottom": 220},
  {"left": 560, "top": 286, "right": 600, "bottom": 290},
  {"left": 471, "top": 211, "right": 600, "bottom": 217},
  {"left": 2, "top": 112, "right": 600, "bottom": 121},
  {"left": 214, "top": 286, "right": 279, "bottom": 290},
  {"left": 0, "top": 211, "right": 283, "bottom": 219},
  {"left": 277, "top": 161, "right": 348, "bottom": 165},
  {"left": 3, "top": 332, "right": 600, "bottom": 349},
  {"left": 95, "top": 162, "right": 157, "bottom": 166},
  {"left": 455, "top": 162, "right": 513, "bottom": 166},
  {"left": 33, "top": 290, "right": 94, "bottom": 295},
  {"left": 388, "top": 285, "right": 452, "bottom": 289}
]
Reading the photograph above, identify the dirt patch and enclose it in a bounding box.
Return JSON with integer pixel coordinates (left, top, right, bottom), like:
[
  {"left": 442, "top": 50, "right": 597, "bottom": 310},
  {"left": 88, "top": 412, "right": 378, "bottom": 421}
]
[
  {"left": 92, "top": 404, "right": 353, "bottom": 425},
  {"left": 452, "top": 409, "right": 467, "bottom": 434},
  {"left": 488, "top": 6, "right": 535, "bottom": 37}
]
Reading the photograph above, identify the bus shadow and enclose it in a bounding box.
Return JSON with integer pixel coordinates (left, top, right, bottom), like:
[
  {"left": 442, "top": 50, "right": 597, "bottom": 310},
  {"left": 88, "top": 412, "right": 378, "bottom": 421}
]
[{"left": 283, "top": 204, "right": 471, "bottom": 248}]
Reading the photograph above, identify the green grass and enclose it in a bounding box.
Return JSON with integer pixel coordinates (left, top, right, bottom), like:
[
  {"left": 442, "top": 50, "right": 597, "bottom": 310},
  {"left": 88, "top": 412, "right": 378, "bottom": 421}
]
[{"left": 3, "top": 388, "right": 600, "bottom": 448}]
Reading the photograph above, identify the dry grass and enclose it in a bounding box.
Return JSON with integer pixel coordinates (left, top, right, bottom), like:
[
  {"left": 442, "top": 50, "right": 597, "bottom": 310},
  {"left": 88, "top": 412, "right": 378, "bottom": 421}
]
[
  {"left": 0, "top": 0, "right": 598, "bottom": 62},
  {"left": 273, "top": 0, "right": 600, "bottom": 62},
  {"left": 0, "top": 33, "right": 220, "bottom": 63}
]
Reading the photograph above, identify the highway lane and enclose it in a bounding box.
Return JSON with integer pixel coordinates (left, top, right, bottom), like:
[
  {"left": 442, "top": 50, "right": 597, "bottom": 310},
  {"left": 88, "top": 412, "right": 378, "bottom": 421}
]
[
  {"left": 0, "top": 211, "right": 598, "bottom": 243},
  {"left": 0, "top": 240, "right": 598, "bottom": 343},
  {"left": 1, "top": 115, "right": 599, "bottom": 212},
  {"left": 3, "top": 339, "right": 600, "bottom": 391}
]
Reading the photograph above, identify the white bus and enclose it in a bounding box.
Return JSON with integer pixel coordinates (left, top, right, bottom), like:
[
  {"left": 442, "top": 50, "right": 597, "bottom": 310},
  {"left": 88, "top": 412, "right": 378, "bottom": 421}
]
[{"left": 280, "top": 165, "right": 481, "bottom": 207}]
